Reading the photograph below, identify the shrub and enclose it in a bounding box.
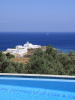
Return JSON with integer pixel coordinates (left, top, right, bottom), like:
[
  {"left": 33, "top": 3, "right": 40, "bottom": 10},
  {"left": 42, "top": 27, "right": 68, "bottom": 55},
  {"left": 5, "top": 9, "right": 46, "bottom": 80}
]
[{"left": 6, "top": 52, "right": 15, "bottom": 59}]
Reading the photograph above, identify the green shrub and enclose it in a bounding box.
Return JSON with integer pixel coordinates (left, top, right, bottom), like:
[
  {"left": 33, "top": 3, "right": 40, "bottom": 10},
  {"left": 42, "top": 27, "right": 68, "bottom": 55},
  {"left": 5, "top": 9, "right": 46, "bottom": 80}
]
[
  {"left": 6, "top": 52, "right": 15, "bottom": 59},
  {"left": 0, "top": 45, "right": 75, "bottom": 75}
]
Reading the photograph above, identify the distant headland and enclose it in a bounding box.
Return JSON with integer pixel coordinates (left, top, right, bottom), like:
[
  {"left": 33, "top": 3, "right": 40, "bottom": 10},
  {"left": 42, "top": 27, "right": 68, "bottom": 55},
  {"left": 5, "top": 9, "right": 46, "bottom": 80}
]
[{"left": 4, "top": 41, "right": 41, "bottom": 57}]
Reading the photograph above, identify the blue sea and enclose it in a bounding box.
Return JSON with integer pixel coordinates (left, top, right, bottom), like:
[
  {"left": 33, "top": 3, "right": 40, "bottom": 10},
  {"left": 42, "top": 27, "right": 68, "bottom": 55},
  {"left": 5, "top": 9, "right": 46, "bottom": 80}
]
[{"left": 0, "top": 32, "right": 75, "bottom": 53}]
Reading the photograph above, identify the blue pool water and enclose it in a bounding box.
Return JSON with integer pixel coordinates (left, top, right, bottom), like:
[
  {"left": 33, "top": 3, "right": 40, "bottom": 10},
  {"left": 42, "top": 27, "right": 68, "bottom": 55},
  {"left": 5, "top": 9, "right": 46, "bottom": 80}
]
[{"left": 0, "top": 76, "right": 75, "bottom": 100}]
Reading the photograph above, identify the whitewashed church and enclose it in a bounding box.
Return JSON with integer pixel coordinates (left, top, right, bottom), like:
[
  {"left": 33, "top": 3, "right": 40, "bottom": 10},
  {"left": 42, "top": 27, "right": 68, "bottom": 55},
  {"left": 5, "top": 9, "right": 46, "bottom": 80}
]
[{"left": 6, "top": 41, "right": 41, "bottom": 54}]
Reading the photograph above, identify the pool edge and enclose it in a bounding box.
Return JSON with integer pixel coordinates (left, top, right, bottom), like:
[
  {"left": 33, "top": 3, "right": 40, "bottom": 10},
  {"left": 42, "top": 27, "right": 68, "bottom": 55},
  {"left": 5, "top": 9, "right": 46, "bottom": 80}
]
[{"left": 0, "top": 73, "right": 75, "bottom": 79}]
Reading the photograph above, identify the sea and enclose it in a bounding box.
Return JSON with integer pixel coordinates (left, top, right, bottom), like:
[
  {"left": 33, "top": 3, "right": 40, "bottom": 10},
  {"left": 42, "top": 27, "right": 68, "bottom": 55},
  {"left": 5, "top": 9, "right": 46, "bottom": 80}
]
[{"left": 0, "top": 32, "right": 75, "bottom": 53}]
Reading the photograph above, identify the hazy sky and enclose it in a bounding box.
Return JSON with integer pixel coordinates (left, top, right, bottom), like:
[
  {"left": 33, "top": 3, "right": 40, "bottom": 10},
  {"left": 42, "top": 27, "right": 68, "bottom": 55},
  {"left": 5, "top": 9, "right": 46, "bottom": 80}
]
[{"left": 0, "top": 0, "right": 75, "bottom": 32}]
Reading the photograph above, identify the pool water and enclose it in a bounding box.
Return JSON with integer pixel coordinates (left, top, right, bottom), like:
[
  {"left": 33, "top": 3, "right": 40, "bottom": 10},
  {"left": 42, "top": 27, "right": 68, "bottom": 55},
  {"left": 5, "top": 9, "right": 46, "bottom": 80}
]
[{"left": 0, "top": 77, "right": 75, "bottom": 100}]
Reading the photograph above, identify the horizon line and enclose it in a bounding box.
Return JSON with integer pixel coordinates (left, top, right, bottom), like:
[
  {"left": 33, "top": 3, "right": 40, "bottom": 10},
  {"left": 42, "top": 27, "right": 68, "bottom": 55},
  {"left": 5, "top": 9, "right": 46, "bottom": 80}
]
[{"left": 0, "top": 31, "right": 73, "bottom": 33}]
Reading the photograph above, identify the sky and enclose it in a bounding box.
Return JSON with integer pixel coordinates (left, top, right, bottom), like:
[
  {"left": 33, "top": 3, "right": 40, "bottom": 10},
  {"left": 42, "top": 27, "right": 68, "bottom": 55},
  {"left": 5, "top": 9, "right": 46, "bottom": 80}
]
[{"left": 0, "top": 0, "right": 75, "bottom": 32}]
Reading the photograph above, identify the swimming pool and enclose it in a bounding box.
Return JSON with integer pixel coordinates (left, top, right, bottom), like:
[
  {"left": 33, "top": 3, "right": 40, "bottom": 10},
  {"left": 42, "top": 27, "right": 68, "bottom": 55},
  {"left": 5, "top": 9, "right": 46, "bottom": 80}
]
[{"left": 0, "top": 74, "right": 75, "bottom": 100}]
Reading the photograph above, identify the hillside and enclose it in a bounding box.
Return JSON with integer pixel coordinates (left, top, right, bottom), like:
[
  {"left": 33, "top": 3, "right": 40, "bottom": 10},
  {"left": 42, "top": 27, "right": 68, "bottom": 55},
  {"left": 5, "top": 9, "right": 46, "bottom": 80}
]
[{"left": 11, "top": 57, "right": 29, "bottom": 64}]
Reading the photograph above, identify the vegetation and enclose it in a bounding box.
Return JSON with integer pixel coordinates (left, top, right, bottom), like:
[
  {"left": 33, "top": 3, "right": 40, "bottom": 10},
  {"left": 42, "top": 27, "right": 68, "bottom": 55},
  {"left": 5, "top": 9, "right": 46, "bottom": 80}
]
[
  {"left": 6, "top": 52, "right": 15, "bottom": 59},
  {"left": 0, "top": 51, "right": 26, "bottom": 73},
  {"left": 25, "top": 45, "right": 75, "bottom": 75},
  {"left": 12, "top": 47, "right": 16, "bottom": 49},
  {"left": 0, "top": 45, "right": 75, "bottom": 75}
]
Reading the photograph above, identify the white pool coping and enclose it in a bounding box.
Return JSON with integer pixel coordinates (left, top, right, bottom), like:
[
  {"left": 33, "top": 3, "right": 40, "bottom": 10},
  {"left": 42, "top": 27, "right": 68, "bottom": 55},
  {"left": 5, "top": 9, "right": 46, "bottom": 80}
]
[{"left": 0, "top": 73, "right": 75, "bottom": 79}]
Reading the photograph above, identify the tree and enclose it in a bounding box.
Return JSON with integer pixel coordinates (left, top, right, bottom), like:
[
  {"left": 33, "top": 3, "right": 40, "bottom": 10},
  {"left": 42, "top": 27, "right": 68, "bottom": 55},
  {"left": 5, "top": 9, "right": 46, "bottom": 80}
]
[{"left": 45, "top": 45, "right": 57, "bottom": 59}]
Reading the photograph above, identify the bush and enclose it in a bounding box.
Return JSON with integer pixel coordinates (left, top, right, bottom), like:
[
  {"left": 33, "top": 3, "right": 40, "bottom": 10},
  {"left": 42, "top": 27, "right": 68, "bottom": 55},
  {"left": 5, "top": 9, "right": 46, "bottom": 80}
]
[
  {"left": 0, "top": 45, "right": 75, "bottom": 75},
  {"left": 25, "top": 45, "right": 75, "bottom": 75},
  {"left": 6, "top": 52, "right": 15, "bottom": 59}
]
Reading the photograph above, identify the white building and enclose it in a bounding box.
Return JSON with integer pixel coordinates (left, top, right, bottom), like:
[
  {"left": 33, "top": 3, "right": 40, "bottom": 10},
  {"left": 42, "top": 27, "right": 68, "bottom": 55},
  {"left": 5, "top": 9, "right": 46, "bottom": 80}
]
[
  {"left": 6, "top": 41, "right": 41, "bottom": 54},
  {"left": 16, "top": 45, "right": 23, "bottom": 49},
  {"left": 24, "top": 41, "right": 41, "bottom": 48}
]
